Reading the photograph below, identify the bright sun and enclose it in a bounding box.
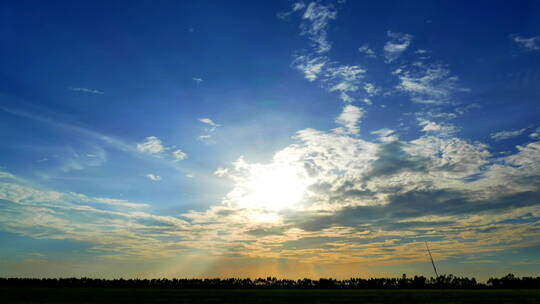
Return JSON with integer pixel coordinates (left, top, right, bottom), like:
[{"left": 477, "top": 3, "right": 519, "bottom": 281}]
[{"left": 237, "top": 164, "right": 310, "bottom": 211}]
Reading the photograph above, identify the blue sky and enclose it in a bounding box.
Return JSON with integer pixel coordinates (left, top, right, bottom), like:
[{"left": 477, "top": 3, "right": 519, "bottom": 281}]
[{"left": 1, "top": 0, "right": 540, "bottom": 279}]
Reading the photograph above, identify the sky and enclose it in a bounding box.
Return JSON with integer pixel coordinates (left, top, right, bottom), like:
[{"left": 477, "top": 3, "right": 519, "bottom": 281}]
[{"left": 1, "top": 0, "right": 540, "bottom": 280}]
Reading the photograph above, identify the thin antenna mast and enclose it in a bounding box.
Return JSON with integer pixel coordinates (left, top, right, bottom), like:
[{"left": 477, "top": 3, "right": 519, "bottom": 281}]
[{"left": 425, "top": 241, "right": 439, "bottom": 277}]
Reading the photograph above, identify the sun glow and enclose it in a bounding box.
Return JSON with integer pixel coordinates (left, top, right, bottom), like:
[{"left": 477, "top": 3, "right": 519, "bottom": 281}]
[{"left": 237, "top": 164, "right": 311, "bottom": 211}]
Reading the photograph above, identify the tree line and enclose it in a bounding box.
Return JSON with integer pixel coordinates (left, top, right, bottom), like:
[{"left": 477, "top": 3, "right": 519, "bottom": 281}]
[{"left": 1, "top": 274, "right": 539, "bottom": 289}]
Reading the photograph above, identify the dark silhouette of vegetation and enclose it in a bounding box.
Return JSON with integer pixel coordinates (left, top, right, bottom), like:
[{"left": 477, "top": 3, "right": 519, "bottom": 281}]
[{"left": 1, "top": 274, "right": 539, "bottom": 289}]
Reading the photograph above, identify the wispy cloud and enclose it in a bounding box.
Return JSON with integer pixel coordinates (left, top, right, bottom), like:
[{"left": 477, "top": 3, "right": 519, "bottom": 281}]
[
  {"left": 199, "top": 118, "right": 220, "bottom": 131},
  {"left": 512, "top": 35, "right": 540, "bottom": 51},
  {"left": 277, "top": 2, "right": 306, "bottom": 20},
  {"left": 293, "top": 56, "right": 366, "bottom": 102},
  {"left": 146, "top": 173, "right": 161, "bottom": 181},
  {"left": 396, "top": 62, "right": 465, "bottom": 104},
  {"left": 0, "top": 106, "right": 193, "bottom": 178},
  {"left": 198, "top": 118, "right": 221, "bottom": 144},
  {"left": 192, "top": 77, "right": 203, "bottom": 84},
  {"left": 171, "top": 149, "right": 187, "bottom": 161},
  {"left": 358, "top": 44, "right": 376, "bottom": 58},
  {"left": 335, "top": 105, "right": 363, "bottom": 135},
  {"left": 490, "top": 128, "right": 527, "bottom": 141},
  {"left": 300, "top": 2, "right": 337, "bottom": 54},
  {"left": 293, "top": 54, "right": 328, "bottom": 82},
  {"left": 287, "top": 2, "right": 369, "bottom": 103},
  {"left": 137, "top": 136, "right": 166, "bottom": 155},
  {"left": 0, "top": 106, "right": 135, "bottom": 153},
  {"left": 326, "top": 65, "right": 365, "bottom": 91},
  {"left": 197, "top": 134, "right": 214, "bottom": 144},
  {"left": 530, "top": 127, "right": 540, "bottom": 139},
  {"left": 69, "top": 87, "right": 104, "bottom": 94},
  {"left": 136, "top": 136, "right": 188, "bottom": 161},
  {"left": 363, "top": 83, "right": 380, "bottom": 96},
  {"left": 417, "top": 118, "right": 458, "bottom": 137},
  {"left": 59, "top": 146, "right": 107, "bottom": 172},
  {"left": 384, "top": 31, "right": 413, "bottom": 63},
  {"left": 371, "top": 128, "right": 398, "bottom": 142}
]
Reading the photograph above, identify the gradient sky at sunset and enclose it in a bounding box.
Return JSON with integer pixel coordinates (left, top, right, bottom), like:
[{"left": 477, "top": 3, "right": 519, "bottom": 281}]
[{"left": 1, "top": 0, "right": 540, "bottom": 280}]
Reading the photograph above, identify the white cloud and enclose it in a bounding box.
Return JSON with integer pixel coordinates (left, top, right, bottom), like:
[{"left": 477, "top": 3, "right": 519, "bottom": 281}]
[
  {"left": 198, "top": 118, "right": 221, "bottom": 144},
  {"left": 358, "top": 44, "right": 376, "bottom": 58},
  {"left": 490, "top": 128, "right": 527, "bottom": 141},
  {"left": 300, "top": 2, "right": 337, "bottom": 53},
  {"left": 384, "top": 31, "right": 413, "bottom": 63},
  {"left": 326, "top": 65, "right": 365, "bottom": 84},
  {"left": 198, "top": 135, "right": 215, "bottom": 145},
  {"left": 276, "top": 1, "right": 306, "bottom": 20},
  {"left": 455, "top": 103, "right": 481, "bottom": 115},
  {"left": 136, "top": 136, "right": 166, "bottom": 155},
  {"left": 512, "top": 35, "right": 540, "bottom": 51},
  {"left": 293, "top": 55, "right": 328, "bottom": 82},
  {"left": 193, "top": 77, "right": 203, "bottom": 84},
  {"left": 396, "top": 62, "right": 463, "bottom": 104},
  {"left": 335, "top": 105, "right": 363, "bottom": 135},
  {"left": 0, "top": 175, "right": 199, "bottom": 259},
  {"left": 146, "top": 174, "right": 161, "bottom": 181},
  {"left": 69, "top": 87, "right": 104, "bottom": 94},
  {"left": 361, "top": 98, "right": 373, "bottom": 105},
  {"left": 417, "top": 118, "right": 458, "bottom": 136},
  {"left": 292, "top": 2, "right": 306, "bottom": 11},
  {"left": 59, "top": 146, "right": 107, "bottom": 172},
  {"left": 136, "top": 136, "right": 187, "bottom": 161},
  {"left": 363, "top": 83, "right": 380, "bottom": 96},
  {"left": 371, "top": 128, "right": 395, "bottom": 137},
  {"left": 199, "top": 118, "right": 220, "bottom": 131},
  {"left": 530, "top": 127, "right": 540, "bottom": 139},
  {"left": 2, "top": 121, "right": 540, "bottom": 266},
  {"left": 371, "top": 128, "right": 398, "bottom": 142},
  {"left": 287, "top": 3, "right": 369, "bottom": 104},
  {"left": 325, "top": 64, "right": 366, "bottom": 102},
  {"left": 172, "top": 149, "right": 187, "bottom": 161}
]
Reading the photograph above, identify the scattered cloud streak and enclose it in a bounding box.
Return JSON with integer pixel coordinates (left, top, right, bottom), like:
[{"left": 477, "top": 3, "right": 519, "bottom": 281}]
[
  {"left": 491, "top": 128, "right": 528, "bottom": 141},
  {"left": 136, "top": 136, "right": 187, "bottom": 161},
  {"left": 395, "top": 62, "right": 465, "bottom": 104},
  {"left": 530, "top": 127, "right": 540, "bottom": 139},
  {"left": 384, "top": 31, "right": 413, "bottom": 63},
  {"left": 358, "top": 45, "right": 376, "bottom": 58},
  {"left": 512, "top": 35, "right": 540, "bottom": 51},
  {"left": 69, "top": 87, "right": 104, "bottom": 94},
  {"left": 192, "top": 77, "right": 203, "bottom": 84},
  {"left": 289, "top": 2, "right": 370, "bottom": 103},
  {"left": 300, "top": 2, "right": 337, "bottom": 54},
  {"left": 172, "top": 149, "right": 187, "bottom": 161},
  {"left": 293, "top": 55, "right": 328, "bottom": 82},
  {"left": 137, "top": 136, "right": 166, "bottom": 155},
  {"left": 335, "top": 105, "right": 363, "bottom": 135},
  {"left": 417, "top": 118, "right": 459, "bottom": 137},
  {"left": 146, "top": 173, "right": 161, "bottom": 181},
  {"left": 198, "top": 117, "right": 221, "bottom": 144},
  {"left": 371, "top": 128, "right": 398, "bottom": 143}
]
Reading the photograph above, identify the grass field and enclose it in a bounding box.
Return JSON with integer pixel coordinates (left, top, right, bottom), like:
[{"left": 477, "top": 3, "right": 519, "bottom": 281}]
[{"left": 1, "top": 288, "right": 540, "bottom": 304}]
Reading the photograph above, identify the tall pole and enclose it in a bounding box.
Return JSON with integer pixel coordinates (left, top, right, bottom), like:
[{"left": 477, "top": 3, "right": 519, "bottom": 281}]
[{"left": 425, "top": 241, "right": 439, "bottom": 277}]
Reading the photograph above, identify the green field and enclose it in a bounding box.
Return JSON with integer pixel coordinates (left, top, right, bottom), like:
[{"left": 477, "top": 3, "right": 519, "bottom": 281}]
[{"left": 2, "top": 288, "right": 540, "bottom": 304}]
